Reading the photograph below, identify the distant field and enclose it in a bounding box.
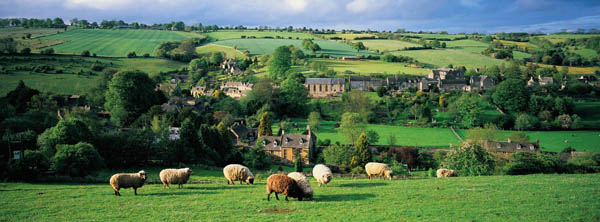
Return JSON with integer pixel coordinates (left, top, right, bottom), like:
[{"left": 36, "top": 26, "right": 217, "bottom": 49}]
[
  {"left": 311, "top": 58, "right": 431, "bottom": 75},
  {"left": 497, "top": 40, "right": 538, "bottom": 50},
  {"left": 321, "top": 33, "right": 376, "bottom": 40},
  {"left": 214, "top": 39, "right": 378, "bottom": 57},
  {"left": 567, "top": 46, "right": 598, "bottom": 59},
  {"left": 440, "top": 39, "right": 490, "bottom": 54},
  {"left": 393, "top": 48, "right": 506, "bottom": 69},
  {"left": 535, "top": 63, "right": 600, "bottom": 75},
  {"left": 354, "top": 39, "right": 420, "bottom": 52},
  {"left": 205, "top": 30, "right": 316, "bottom": 41},
  {"left": 0, "top": 55, "right": 187, "bottom": 96},
  {"left": 196, "top": 43, "right": 247, "bottom": 59},
  {"left": 0, "top": 27, "right": 67, "bottom": 51},
  {"left": 398, "top": 33, "right": 468, "bottom": 40},
  {"left": 1, "top": 173, "right": 598, "bottom": 221},
  {"left": 41, "top": 29, "right": 197, "bottom": 57},
  {"left": 513, "top": 51, "right": 533, "bottom": 60}
]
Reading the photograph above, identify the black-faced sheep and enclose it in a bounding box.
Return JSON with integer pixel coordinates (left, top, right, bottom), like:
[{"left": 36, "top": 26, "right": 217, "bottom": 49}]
[
  {"left": 266, "top": 174, "right": 305, "bottom": 201},
  {"left": 312, "top": 164, "right": 332, "bottom": 187},
  {"left": 365, "top": 162, "right": 393, "bottom": 180},
  {"left": 436, "top": 168, "right": 458, "bottom": 178},
  {"left": 287, "top": 172, "right": 313, "bottom": 200},
  {"left": 109, "top": 170, "right": 147, "bottom": 196},
  {"left": 159, "top": 168, "right": 193, "bottom": 188},
  {"left": 223, "top": 164, "right": 254, "bottom": 185}
]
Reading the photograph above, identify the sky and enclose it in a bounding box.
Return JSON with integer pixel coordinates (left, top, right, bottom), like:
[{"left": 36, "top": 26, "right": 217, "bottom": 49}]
[{"left": 1, "top": 0, "right": 599, "bottom": 33}]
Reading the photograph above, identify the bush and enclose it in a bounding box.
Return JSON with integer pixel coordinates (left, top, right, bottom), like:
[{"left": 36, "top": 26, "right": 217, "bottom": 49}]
[
  {"left": 427, "top": 168, "right": 436, "bottom": 177},
  {"left": 143, "top": 53, "right": 150, "bottom": 58},
  {"left": 20, "top": 48, "right": 31, "bottom": 55},
  {"left": 91, "top": 63, "right": 104, "bottom": 72},
  {"left": 441, "top": 143, "right": 496, "bottom": 176},
  {"left": 568, "top": 152, "right": 600, "bottom": 173},
  {"left": 81, "top": 50, "right": 90, "bottom": 57},
  {"left": 505, "top": 152, "right": 569, "bottom": 175},
  {"left": 127, "top": 51, "right": 137, "bottom": 58},
  {"left": 41, "top": 48, "right": 54, "bottom": 55},
  {"left": 242, "top": 145, "right": 271, "bottom": 170},
  {"left": 51, "top": 142, "right": 104, "bottom": 177},
  {"left": 7, "top": 150, "right": 50, "bottom": 181},
  {"left": 390, "top": 159, "right": 410, "bottom": 177}
]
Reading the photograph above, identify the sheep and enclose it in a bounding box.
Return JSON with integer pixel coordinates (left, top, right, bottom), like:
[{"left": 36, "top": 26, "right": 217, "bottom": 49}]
[
  {"left": 312, "top": 164, "right": 333, "bottom": 187},
  {"left": 223, "top": 164, "right": 254, "bottom": 185},
  {"left": 109, "top": 170, "right": 147, "bottom": 196},
  {"left": 287, "top": 172, "right": 313, "bottom": 200},
  {"left": 365, "top": 162, "right": 393, "bottom": 180},
  {"left": 436, "top": 168, "right": 458, "bottom": 178},
  {"left": 159, "top": 168, "right": 193, "bottom": 189},
  {"left": 266, "top": 174, "right": 305, "bottom": 201}
]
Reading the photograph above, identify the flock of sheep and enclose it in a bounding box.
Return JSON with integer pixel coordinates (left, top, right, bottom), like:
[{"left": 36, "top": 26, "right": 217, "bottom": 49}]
[{"left": 109, "top": 162, "right": 457, "bottom": 200}]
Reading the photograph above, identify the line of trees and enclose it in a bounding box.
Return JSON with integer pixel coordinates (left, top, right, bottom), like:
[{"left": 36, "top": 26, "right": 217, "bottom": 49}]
[{"left": 0, "top": 18, "right": 66, "bottom": 29}]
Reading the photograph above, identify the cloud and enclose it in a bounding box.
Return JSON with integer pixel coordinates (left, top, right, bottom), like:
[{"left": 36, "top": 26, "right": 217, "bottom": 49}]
[{"left": 285, "top": 0, "right": 308, "bottom": 13}]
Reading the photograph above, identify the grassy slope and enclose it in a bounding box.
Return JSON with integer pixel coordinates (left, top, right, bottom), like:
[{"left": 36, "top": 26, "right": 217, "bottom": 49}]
[
  {"left": 354, "top": 39, "right": 420, "bottom": 52},
  {"left": 41, "top": 29, "right": 192, "bottom": 56},
  {"left": 311, "top": 58, "right": 430, "bottom": 75},
  {"left": 321, "top": 33, "right": 376, "bottom": 40},
  {"left": 0, "top": 173, "right": 598, "bottom": 221},
  {"left": 205, "top": 30, "right": 316, "bottom": 41},
  {"left": 214, "top": 39, "right": 379, "bottom": 57},
  {"left": 535, "top": 63, "right": 600, "bottom": 75},
  {"left": 393, "top": 48, "right": 506, "bottom": 69},
  {"left": 196, "top": 44, "right": 248, "bottom": 59},
  {"left": 398, "top": 33, "right": 468, "bottom": 40},
  {"left": 0, "top": 55, "right": 187, "bottom": 96},
  {"left": 0, "top": 27, "right": 66, "bottom": 51}
]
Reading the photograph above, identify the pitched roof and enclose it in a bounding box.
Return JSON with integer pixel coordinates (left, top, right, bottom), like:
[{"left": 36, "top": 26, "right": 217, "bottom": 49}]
[
  {"left": 305, "top": 78, "right": 345, "bottom": 85},
  {"left": 483, "top": 140, "right": 540, "bottom": 153}
]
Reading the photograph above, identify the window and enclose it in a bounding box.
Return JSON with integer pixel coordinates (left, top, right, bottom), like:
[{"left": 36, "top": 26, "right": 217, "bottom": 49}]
[
  {"left": 517, "top": 144, "right": 522, "bottom": 149},
  {"left": 530, "top": 145, "right": 534, "bottom": 150},
  {"left": 496, "top": 144, "right": 501, "bottom": 149},
  {"left": 283, "top": 150, "right": 287, "bottom": 159}
]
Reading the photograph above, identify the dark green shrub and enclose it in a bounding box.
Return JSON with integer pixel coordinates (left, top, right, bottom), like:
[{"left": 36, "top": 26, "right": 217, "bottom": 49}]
[
  {"left": 127, "top": 51, "right": 136, "bottom": 58},
  {"left": 350, "top": 166, "right": 364, "bottom": 175},
  {"left": 143, "top": 53, "right": 150, "bottom": 57},
  {"left": 242, "top": 145, "right": 271, "bottom": 170},
  {"left": 90, "top": 63, "right": 104, "bottom": 72},
  {"left": 81, "top": 50, "right": 90, "bottom": 57},
  {"left": 506, "top": 152, "right": 569, "bottom": 175},
  {"left": 568, "top": 152, "right": 600, "bottom": 173},
  {"left": 7, "top": 150, "right": 50, "bottom": 181},
  {"left": 51, "top": 142, "right": 104, "bottom": 177},
  {"left": 427, "top": 168, "right": 436, "bottom": 177},
  {"left": 441, "top": 143, "right": 496, "bottom": 176},
  {"left": 41, "top": 48, "right": 54, "bottom": 55},
  {"left": 20, "top": 48, "right": 31, "bottom": 55}
]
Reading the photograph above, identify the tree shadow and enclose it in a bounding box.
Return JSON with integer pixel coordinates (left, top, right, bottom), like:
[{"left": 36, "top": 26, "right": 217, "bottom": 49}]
[
  {"left": 336, "top": 182, "right": 387, "bottom": 188},
  {"left": 187, "top": 185, "right": 252, "bottom": 190},
  {"left": 316, "top": 193, "right": 375, "bottom": 202},
  {"left": 141, "top": 191, "right": 215, "bottom": 196}
]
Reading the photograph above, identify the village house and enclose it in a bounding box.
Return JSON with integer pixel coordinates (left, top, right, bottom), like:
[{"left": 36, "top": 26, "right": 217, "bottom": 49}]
[
  {"left": 190, "top": 86, "right": 214, "bottom": 98},
  {"left": 220, "top": 81, "right": 253, "bottom": 99},
  {"left": 528, "top": 75, "right": 554, "bottom": 87},
  {"left": 229, "top": 124, "right": 259, "bottom": 147},
  {"left": 221, "top": 58, "right": 242, "bottom": 75},
  {"left": 349, "top": 76, "right": 385, "bottom": 91},
  {"left": 482, "top": 139, "right": 541, "bottom": 154},
  {"left": 467, "top": 75, "right": 495, "bottom": 92},
  {"left": 260, "top": 126, "right": 316, "bottom": 164},
  {"left": 304, "top": 78, "right": 346, "bottom": 98}
]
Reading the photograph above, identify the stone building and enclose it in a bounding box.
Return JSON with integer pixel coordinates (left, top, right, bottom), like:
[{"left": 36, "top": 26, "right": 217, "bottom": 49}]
[{"left": 304, "top": 78, "right": 346, "bottom": 98}]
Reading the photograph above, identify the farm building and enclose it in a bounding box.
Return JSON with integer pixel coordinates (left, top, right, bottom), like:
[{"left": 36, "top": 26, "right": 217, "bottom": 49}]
[
  {"left": 342, "top": 56, "right": 360, "bottom": 61},
  {"left": 220, "top": 81, "right": 253, "bottom": 99},
  {"left": 190, "top": 86, "right": 215, "bottom": 98},
  {"left": 304, "top": 78, "right": 346, "bottom": 98},
  {"left": 259, "top": 126, "right": 316, "bottom": 164},
  {"left": 229, "top": 124, "right": 258, "bottom": 147},
  {"left": 467, "top": 75, "right": 495, "bottom": 92},
  {"left": 482, "top": 139, "right": 541, "bottom": 154},
  {"left": 528, "top": 75, "right": 554, "bottom": 87},
  {"left": 349, "top": 76, "right": 385, "bottom": 91}
]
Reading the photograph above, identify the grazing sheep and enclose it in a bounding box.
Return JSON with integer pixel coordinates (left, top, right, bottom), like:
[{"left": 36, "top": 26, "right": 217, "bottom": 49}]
[
  {"left": 312, "top": 164, "right": 333, "bottom": 187},
  {"left": 266, "top": 174, "right": 305, "bottom": 201},
  {"left": 436, "top": 169, "right": 458, "bottom": 178},
  {"left": 223, "top": 164, "right": 254, "bottom": 185},
  {"left": 287, "top": 172, "right": 313, "bottom": 200},
  {"left": 109, "top": 170, "right": 147, "bottom": 196},
  {"left": 159, "top": 168, "right": 193, "bottom": 188},
  {"left": 365, "top": 162, "right": 393, "bottom": 180}
]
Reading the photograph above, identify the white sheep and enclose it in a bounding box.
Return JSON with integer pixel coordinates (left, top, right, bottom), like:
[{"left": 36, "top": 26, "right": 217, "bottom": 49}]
[
  {"left": 287, "top": 172, "right": 313, "bottom": 200},
  {"left": 223, "top": 164, "right": 254, "bottom": 185},
  {"left": 109, "top": 170, "right": 147, "bottom": 196},
  {"left": 312, "top": 164, "right": 333, "bottom": 187},
  {"left": 159, "top": 168, "right": 193, "bottom": 188},
  {"left": 365, "top": 162, "right": 393, "bottom": 180},
  {"left": 436, "top": 168, "right": 458, "bottom": 178}
]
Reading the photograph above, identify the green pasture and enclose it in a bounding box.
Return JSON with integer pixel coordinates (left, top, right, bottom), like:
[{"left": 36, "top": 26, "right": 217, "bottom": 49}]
[
  {"left": 205, "top": 30, "right": 316, "bottom": 41},
  {"left": 196, "top": 43, "right": 248, "bottom": 59},
  {"left": 213, "top": 39, "right": 378, "bottom": 57},
  {"left": 397, "top": 33, "right": 468, "bottom": 40},
  {"left": 568, "top": 47, "right": 598, "bottom": 59},
  {"left": 393, "top": 48, "right": 506, "bottom": 69},
  {"left": 354, "top": 39, "right": 421, "bottom": 52},
  {"left": 320, "top": 32, "right": 376, "bottom": 40},
  {"left": 575, "top": 101, "right": 600, "bottom": 128},
  {"left": 0, "top": 27, "right": 67, "bottom": 51},
  {"left": 310, "top": 58, "right": 430, "bottom": 75},
  {"left": 41, "top": 29, "right": 195, "bottom": 57},
  {"left": 0, "top": 172, "right": 598, "bottom": 221}
]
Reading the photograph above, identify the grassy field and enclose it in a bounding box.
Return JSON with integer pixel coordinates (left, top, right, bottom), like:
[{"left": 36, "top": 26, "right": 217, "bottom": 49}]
[
  {"left": 321, "top": 33, "right": 376, "bottom": 40},
  {"left": 0, "top": 27, "right": 67, "bottom": 51},
  {"left": 196, "top": 43, "right": 248, "bottom": 59},
  {"left": 398, "top": 33, "right": 468, "bottom": 40},
  {"left": 41, "top": 29, "right": 198, "bottom": 57},
  {"left": 0, "top": 55, "right": 187, "bottom": 96},
  {"left": 567, "top": 46, "right": 599, "bottom": 59},
  {"left": 497, "top": 40, "right": 539, "bottom": 51},
  {"left": 393, "top": 48, "right": 506, "bottom": 69},
  {"left": 353, "top": 39, "right": 421, "bottom": 52},
  {"left": 311, "top": 58, "right": 431, "bottom": 75},
  {"left": 574, "top": 101, "right": 600, "bottom": 128},
  {"left": 0, "top": 172, "right": 598, "bottom": 221},
  {"left": 213, "top": 39, "right": 379, "bottom": 57},
  {"left": 535, "top": 63, "right": 600, "bottom": 75},
  {"left": 205, "top": 30, "right": 316, "bottom": 41}
]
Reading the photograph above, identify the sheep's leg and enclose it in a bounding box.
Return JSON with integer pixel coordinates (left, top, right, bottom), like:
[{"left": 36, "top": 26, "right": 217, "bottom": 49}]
[
  {"left": 275, "top": 192, "right": 280, "bottom": 200},
  {"left": 285, "top": 195, "right": 289, "bottom": 201},
  {"left": 114, "top": 190, "right": 119, "bottom": 196},
  {"left": 267, "top": 192, "right": 271, "bottom": 201},
  {"left": 134, "top": 188, "right": 137, "bottom": 195},
  {"left": 240, "top": 180, "right": 243, "bottom": 185}
]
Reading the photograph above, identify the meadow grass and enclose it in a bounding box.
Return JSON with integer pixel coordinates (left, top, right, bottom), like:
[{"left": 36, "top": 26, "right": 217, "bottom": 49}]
[
  {"left": 205, "top": 30, "right": 317, "bottom": 41},
  {"left": 535, "top": 63, "right": 600, "bottom": 75},
  {"left": 393, "top": 48, "right": 507, "bottom": 69},
  {"left": 310, "top": 58, "right": 430, "bottom": 75},
  {"left": 0, "top": 173, "right": 598, "bottom": 221},
  {"left": 353, "top": 39, "right": 421, "bottom": 52},
  {"left": 41, "top": 29, "right": 192, "bottom": 57},
  {"left": 196, "top": 44, "right": 248, "bottom": 59},
  {"left": 0, "top": 27, "right": 67, "bottom": 51},
  {"left": 574, "top": 101, "right": 600, "bottom": 128},
  {"left": 320, "top": 33, "right": 377, "bottom": 40},
  {"left": 567, "top": 47, "right": 598, "bottom": 59},
  {"left": 398, "top": 33, "right": 468, "bottom": 40},
  {"left": 441, "top": 39, "right": 489, "bottom": 48},
  {"left": 213, "top": 39, "right": 378, "bottom": 57},
  {"left": 497, "top": 40, "right": 539, "bottom": 50}
]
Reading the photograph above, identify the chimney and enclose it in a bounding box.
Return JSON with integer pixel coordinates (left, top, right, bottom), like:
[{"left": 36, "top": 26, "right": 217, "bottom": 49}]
[{"left": 507, "top": 137, "right": 511, "bottom": 143}]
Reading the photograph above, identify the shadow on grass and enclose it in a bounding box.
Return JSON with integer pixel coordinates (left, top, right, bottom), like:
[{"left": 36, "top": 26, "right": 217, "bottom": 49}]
[
  {"left": 316, "top": 193, "right": 375, "bottom": 202},
  {"left": 141, "top": 191, "right": 216, "bottom": 196},
  {"left": 336, "top": 182, "right": 387, "bottom": 188},
  {"left": 187, "top": 185, "right": 253, "bottom": 190}
]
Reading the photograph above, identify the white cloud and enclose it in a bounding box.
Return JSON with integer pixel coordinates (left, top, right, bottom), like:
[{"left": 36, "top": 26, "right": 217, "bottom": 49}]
[
  {"left": 285, "top": 0, "right": 307, "bottom": 13},
  {"left": 64, "top": 0, "right": 136, "bottom": 10},
  {"left": 346, "top": 0, "right": 370, "bottom": 13}
]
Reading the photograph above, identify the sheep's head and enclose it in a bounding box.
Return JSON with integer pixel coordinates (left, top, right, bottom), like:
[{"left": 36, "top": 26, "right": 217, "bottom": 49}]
[
  {"left": 138, "top": 170, "right": 147, "bottom": 181},
  {"left": 322, "top": 173, "right": 332, "bottom": 183},
  {"left": 185, "top": 168, "right": 193, "bottom": 175},
  {"left": 246, "top": 176, "right": 254, "bottom": 185},
  {"left": 384, "top": 170, "right": 393, "bottom": 180}
]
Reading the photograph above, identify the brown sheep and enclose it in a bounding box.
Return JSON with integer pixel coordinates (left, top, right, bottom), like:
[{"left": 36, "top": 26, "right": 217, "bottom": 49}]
[
  {"left": 266, "top": 174, "right": 305, "bottom": 201},
  {"left": 436, "top": 169, "right": 458, "bottom": 178},
  {"left": 109, "top": 170, "right": 147, "bottom": 196}
]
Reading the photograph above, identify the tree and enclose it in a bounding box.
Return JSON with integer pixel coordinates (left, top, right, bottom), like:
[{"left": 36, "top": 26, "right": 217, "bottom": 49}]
[
  {"left": 492, "top": 78, "right": 530, "bottom": 112},
  {"left": 353, "top": 42, "right": 365, "bottom": 52},
  {"left": 188, "top": 58, "right": 209, "bottom": 72},
  {"left": 278, "top": 78, "right": 309, "bottom": 116},
  {"left": 366, "top": 130, "right": 379, "bottom": 145},
  {"left": 514, "top": 113, "right": 538, "bottom": 130},
  {"left": 308, "top": 112, "right": 321, "bottom": 131},
  {"left": 268, "top": 46, "right": 292, "bottom": 78},
  {"left": 104, "top": 71, "right": 163, "bottom": 126},
  {"left": 210, "top": 52, "right": 224, "bottom": 66},
  {"left": 294, "top": 149, "right": 303, "bottom": 172},
  {"left": 508, "top": 131, "right": 529, "bottom": 142},
  {"left": 258, "top": 112, "right": 272, "bottom": 137},
  {"left": 451, "top": 94, "right": 484, "bottom": 127},
  {"left": 354, "top": 132, "right": 372, "bottom": 168},
  {"left": 242, "top": 141, "right": 271, "bottom": 170},
  {"left": 342, "top": 90, "right": 372, "bottom": 122},
  {"left": 37, "top": 119, "right": 92, "bottom": 157},
  {"left": 5, "top": 80, "right": 39, "bottom": 113},
  {"left": 441, "top": 143, "right": 496, "bottom": 176},
  {"left": 0, "top": 37, "right": 17, "bottom": 54},
  {"left": 466, "top": 123, "right": 499, "bottom": 145},
  {"left": 339, "top": 112, "right": 365, "bottom": 145},
  {"left": 387, "top": 133, "right": 397, "bottom": 146},
  {"left": 52, "top": 142, "right": 104, "bottom": 177}
]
